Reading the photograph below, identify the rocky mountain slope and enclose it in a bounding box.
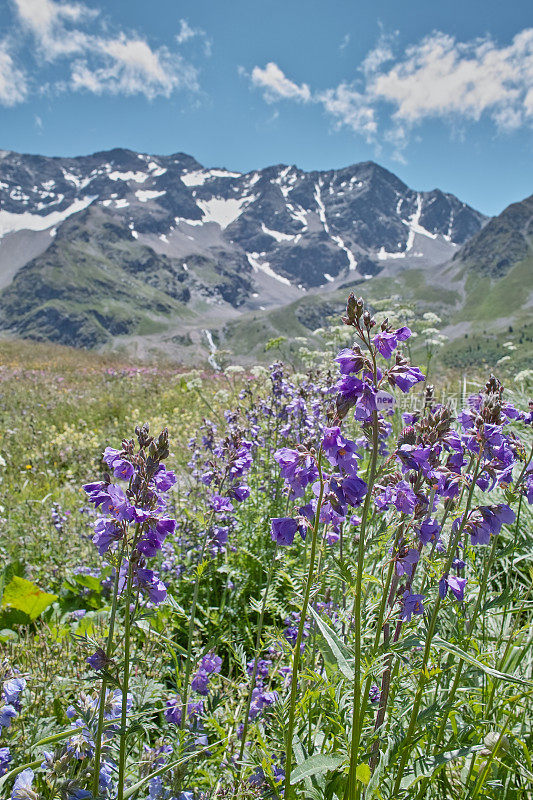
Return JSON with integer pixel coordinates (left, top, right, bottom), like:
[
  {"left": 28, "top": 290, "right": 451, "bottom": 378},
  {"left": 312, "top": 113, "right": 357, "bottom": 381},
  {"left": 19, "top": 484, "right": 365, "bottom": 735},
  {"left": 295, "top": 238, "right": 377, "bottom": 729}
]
[
  {"left": 0, "top": 147, "right": 488, "bottom": 352},
  {"left": 220, "top": 193, "right": 533, "bottom": 369}
]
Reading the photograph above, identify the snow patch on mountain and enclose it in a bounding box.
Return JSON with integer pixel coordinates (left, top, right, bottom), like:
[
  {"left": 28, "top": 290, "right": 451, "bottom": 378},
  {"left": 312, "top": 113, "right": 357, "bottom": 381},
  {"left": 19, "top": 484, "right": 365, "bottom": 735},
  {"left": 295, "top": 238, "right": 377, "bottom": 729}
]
[
  {"left": 330, "top": 233, "right": 358, "bottom": 270},
  {"left": 261, "top": 223, "right": 299, "bottom": 242},
  {"left": 62, "top": 169, "right": 91, "bottom": 190},
  {"left": 314, "top": 181, "right": 329, "bottom": 234},
  {"left": 404, "top": 193, "right": 438, "bottom": 251},
  {"left": 0, "top": 196, "right": 96, "bottom": 238},
  {"left": 108, "top": 170, "right": 148, "bottom": 183},
  {"left": 135, "top": 189, "right": 166, "bottom": 203},
  {"left": 247, "top": 252, "right": 292, "bottom": 286},
  {"left": 182, "top": 169, "right": 242, "bottom": 187},
  {"left": 197, "top": 196, "right": 255, "bottom": 229}
]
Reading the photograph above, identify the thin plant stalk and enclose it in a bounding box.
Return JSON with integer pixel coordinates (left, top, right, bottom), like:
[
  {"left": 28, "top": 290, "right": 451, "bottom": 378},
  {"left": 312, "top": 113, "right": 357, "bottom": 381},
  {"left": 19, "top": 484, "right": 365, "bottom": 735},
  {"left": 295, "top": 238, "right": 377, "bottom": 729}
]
[
  {"left": 236, "top": 547, "right": 278, "bottom": 780},
  {"left": 180, "top": 526, "right": 211, "bottom": 732},
  {"left": 391, "top": 451, "right": 483, "bottom": 794},
  {"left": 91, "top": 536, "right": 127, "bottom": 798},
  {"left": 283, "top": 451, "right": 325, "bottom": 800},
  {"left": 343, "top": 408, "right": 380, "bottom": 800},
  {"left": 117, "top": 560, "right": 134, "bottom": 800}
]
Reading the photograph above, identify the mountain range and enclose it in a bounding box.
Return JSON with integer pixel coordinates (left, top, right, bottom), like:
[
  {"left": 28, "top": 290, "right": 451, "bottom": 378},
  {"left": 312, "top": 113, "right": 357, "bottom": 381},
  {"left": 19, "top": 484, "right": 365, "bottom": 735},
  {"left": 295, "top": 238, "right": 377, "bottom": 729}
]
[{"left": 0, "top": 147, "right": 530, "bottom": 366}]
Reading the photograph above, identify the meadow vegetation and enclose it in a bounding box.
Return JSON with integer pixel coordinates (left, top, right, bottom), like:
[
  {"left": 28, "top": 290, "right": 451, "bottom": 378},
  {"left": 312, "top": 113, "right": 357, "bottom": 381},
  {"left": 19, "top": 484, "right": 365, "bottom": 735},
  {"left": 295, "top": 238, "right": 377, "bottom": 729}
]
[{"left": 0, "top": 296, "right": 532, "bottom": 800}]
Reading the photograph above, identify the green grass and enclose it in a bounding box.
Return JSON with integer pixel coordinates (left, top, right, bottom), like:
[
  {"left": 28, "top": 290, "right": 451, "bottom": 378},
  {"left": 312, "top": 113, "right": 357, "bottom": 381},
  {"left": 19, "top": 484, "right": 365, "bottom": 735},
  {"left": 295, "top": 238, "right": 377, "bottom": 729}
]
[{"left": 455, "top": 257, "right": 533, "bottom": 324}]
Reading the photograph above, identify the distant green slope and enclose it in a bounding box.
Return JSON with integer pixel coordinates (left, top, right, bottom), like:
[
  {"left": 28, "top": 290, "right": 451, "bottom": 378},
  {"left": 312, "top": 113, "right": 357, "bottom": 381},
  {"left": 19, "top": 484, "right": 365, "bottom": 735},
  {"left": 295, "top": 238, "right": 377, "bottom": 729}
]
[{"left": 0, "top": 207, "right": 193, "bottom": 347}]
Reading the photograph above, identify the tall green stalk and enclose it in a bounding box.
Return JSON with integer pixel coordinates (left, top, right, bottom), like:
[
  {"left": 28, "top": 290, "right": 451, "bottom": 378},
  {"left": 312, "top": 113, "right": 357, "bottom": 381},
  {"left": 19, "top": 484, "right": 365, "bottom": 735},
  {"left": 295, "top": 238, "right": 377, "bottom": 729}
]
[
  {"left": 180, "top": 527, "right": 210, "bottom": 732},
  {"left": 91, "top": 536, "right": 127, "bottom": 799},
  {"left": 283, "top": 452, "right": 325, "bottom": 800},
  {"left": 391, "top": 451, "right": 483, "bottom": 795},
  {"left": 237, "top": 548, "right": 277, "bottom": 781},
  {"left": 343, "top": 409, "right": 380, "bottom": 800},
  {"left": 117, "top": 560, "right": 134, "bottom": 800}
]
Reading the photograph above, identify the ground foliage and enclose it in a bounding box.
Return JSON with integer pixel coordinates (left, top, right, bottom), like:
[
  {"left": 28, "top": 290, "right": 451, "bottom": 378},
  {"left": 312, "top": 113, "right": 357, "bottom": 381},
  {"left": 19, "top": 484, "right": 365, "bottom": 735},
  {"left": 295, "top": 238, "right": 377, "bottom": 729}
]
[{"left": 0, "top": 298, "right": 532, "bottom": 800}]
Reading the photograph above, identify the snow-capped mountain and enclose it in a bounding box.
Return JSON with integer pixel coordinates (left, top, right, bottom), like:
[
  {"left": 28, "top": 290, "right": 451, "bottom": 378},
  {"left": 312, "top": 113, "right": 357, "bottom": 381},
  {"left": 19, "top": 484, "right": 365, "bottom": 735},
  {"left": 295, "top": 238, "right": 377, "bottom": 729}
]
[{"left": 0, "top": 147, "right": 487, "bottom": 350}]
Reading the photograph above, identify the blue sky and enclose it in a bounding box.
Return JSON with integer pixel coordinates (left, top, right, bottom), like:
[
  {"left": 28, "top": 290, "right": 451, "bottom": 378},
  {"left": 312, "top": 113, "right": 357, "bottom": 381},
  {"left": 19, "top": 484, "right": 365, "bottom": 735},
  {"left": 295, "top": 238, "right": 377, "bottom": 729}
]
[{"left": 0, "top": 0, "right": 532, "bottom": 215}]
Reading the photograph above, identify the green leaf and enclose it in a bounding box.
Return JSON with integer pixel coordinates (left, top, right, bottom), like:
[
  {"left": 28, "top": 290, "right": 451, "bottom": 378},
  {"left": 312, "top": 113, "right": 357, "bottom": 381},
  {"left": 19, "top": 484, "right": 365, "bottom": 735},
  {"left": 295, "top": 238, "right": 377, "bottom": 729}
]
[
  {"left": 356, "top": 763, "right": 371, "bottom": 785},
  {"left": 72, "top": 573, "right": 102, "bottom": 592},
  {"left": 400, "top": 745, "right": 484, "bottom": 790},
  {"left": 482, "top": 586, "right": 514, "bottom": 612},
  {"left": 0, "top": 561, "right": 24, "bottom": 605},
  {"left": 309, "top": 606, "right": 353, "bottom": 680},
  {"left": 1, "top": 576, "right": 57, "bottom": 621},
  {"left": 291, "top": 754, "right": 346, "bottom": 784},
  {"left": 432, "top": 637, "right": 532, "bottom": 686}
]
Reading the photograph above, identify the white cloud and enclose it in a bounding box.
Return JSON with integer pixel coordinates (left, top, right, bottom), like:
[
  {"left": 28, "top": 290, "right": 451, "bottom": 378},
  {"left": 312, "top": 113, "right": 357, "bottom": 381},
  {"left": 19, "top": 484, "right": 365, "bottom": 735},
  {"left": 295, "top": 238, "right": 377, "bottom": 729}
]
[
  {"left": 339, "top": 34, "right": 350, "bottom": 53},
  {"left": 361, "top": 31, "right": 397, "bottom": 75},
  {"left": 251, "top": 62, "right": 311, "bottom": 103},
  {"left": 71, "top": 35, "right": 198, "bottom": 98},
  {"left": 0, "top": 40, "right": 28, "bottom": 105},
  {"left": 249, "top": 28, "right": 533, "bottom": 154},
  {"left": 176, "top": 19, "right": 196, "bottom": 45},
  {"left": 316, "top": 84, "right": 377, "bottom": 140},
  {"left": 12, "top": 0, "right": 96, "bottom": 58},
  {"left": 7, "top": 0, "right": 203, "bottom": 101},
  {"left": 369, "top": 29, "right": 533, "bottom": 129},
  {"left": 176, "top": 18, "right": 211, "bottom": 56}
]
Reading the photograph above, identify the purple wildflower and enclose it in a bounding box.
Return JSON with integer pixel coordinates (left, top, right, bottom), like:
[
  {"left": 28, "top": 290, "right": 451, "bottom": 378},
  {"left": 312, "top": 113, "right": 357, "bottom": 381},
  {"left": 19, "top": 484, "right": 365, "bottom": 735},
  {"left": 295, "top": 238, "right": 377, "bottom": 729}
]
[
  {"left": 210, "top": 494, "right": 234, "bottom": 514},
  {"left": 322, "top": 427, "right": 360, "bottom": 472},
  {"left": 0, "top": 747, "right": 11, "bottom": 777},
  {"left": 92, "top": 518, "right": 122, "bottom": 555},
  {"left": 86, "top": 648, "right": 109, "bottom": 671},
  {"left": 0, "top": 705, "right": 17, "bottom": 730},
  {"left": 111, "top": 458, "right": 134, "bottom": 481},
  {"left": 341, "top": 475, "right": 368, "bottom": 507},
  {"left": 11, "top": 768, "right": 35, "bottom": 800},
  {"left": 3, "top": 677, "right": 25, "bottom": 706},
  {"left": 418, "top": 518, "right": 442, "bottom": 546},
  {"left": 200, "top": 652, "right": 222, "bottom": 674},
  {"left": 271, "top": 517, "right": 298, "bottom": 546},
  {"left": 389, "top": 364, "right": 425, "bottom": 393},
  {"left": 439, "top": 575, "right": 467, "bottom": 601},
  {"left": 400, "top": 591, "right": 425, "bottom": 622},
  {"left": 395, "top": 547, "right": 420, "bottom": 577},
  {"left": 354, "top": 384, "right": 378, "bottom": 421},
  {"left": 191, "top": 669, "right": 210, "bottom": 695},
  {"left": 133, "top": 568, "right": 167, "bottom": 605},
  {"left": 335, "top": 348, "right": 365, "bottom": 374},
  {"left": 369, "top": 685, "right": 381, "bottom": 704},
  {"left": 373, "top": 326, "right": 411, "bottom": 359}
]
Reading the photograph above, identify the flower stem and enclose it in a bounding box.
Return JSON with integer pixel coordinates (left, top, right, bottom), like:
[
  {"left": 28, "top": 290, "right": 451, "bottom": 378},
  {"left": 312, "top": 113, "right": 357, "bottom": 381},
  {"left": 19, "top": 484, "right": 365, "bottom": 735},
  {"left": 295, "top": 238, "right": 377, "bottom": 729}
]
[
  {"left": 344, "top": 409, "right": 380, "bottom": 800},
  {"left": 236, "top": 547, "right": 277, "bottom": 779},
  {"left": 283, "top": 452, "right": 325, "bottom": 799},
  {"left": 117, "top": 560, "right": 134, "bottom": 800},
  {"left": 180, "top": 526, "right": 210, "bottom": 732},
  {"left": 92, "top": 537, "right": 126, "bottom": 799},
  {"left": 391, "top": 452, "right": 483, "bottom": 795}
]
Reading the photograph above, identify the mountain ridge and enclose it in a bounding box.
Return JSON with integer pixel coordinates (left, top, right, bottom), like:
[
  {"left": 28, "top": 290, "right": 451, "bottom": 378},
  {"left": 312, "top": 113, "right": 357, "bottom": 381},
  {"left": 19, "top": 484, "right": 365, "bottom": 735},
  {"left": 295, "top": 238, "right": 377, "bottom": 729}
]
[{"left": 0, "top": 146, "right": 509, "bottom": 359}]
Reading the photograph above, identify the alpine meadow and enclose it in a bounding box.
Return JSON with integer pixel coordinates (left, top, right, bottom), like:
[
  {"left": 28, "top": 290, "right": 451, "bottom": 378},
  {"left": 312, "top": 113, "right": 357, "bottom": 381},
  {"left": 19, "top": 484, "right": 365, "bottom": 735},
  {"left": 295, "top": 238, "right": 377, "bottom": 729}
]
[{"left": 0, "top": 2, "right": 532, "bottom": 799}]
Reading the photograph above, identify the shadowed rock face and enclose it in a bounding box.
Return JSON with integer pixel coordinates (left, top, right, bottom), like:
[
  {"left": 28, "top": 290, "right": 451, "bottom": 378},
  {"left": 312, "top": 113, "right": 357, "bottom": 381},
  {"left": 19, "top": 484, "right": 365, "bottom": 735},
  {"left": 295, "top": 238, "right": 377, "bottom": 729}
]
[
  {"left": 0, "top": 147, "right": 488, "bottom": 347},
  {"left": 451, "top": 194, "right": 533, "bottom": 278}
]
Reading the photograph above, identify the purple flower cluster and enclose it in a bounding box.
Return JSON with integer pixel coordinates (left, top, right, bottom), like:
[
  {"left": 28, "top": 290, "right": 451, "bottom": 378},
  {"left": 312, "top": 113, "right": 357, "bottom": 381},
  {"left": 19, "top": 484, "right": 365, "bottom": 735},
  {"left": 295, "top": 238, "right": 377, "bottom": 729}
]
[
  {"left": 0, "top": 667, "right": 26, "bottom": 772},
  {"left": 187, "top": 417, "right": 255, "bottom": 554},
  {"left": 83, "top": 426, "right": 177, "bottom": 609},
  {"left": 191, "top": 651, "right": 222, "bottom": 696},
  {"left": 164, "top": 650, "right": 221, "bottom": 749}
]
